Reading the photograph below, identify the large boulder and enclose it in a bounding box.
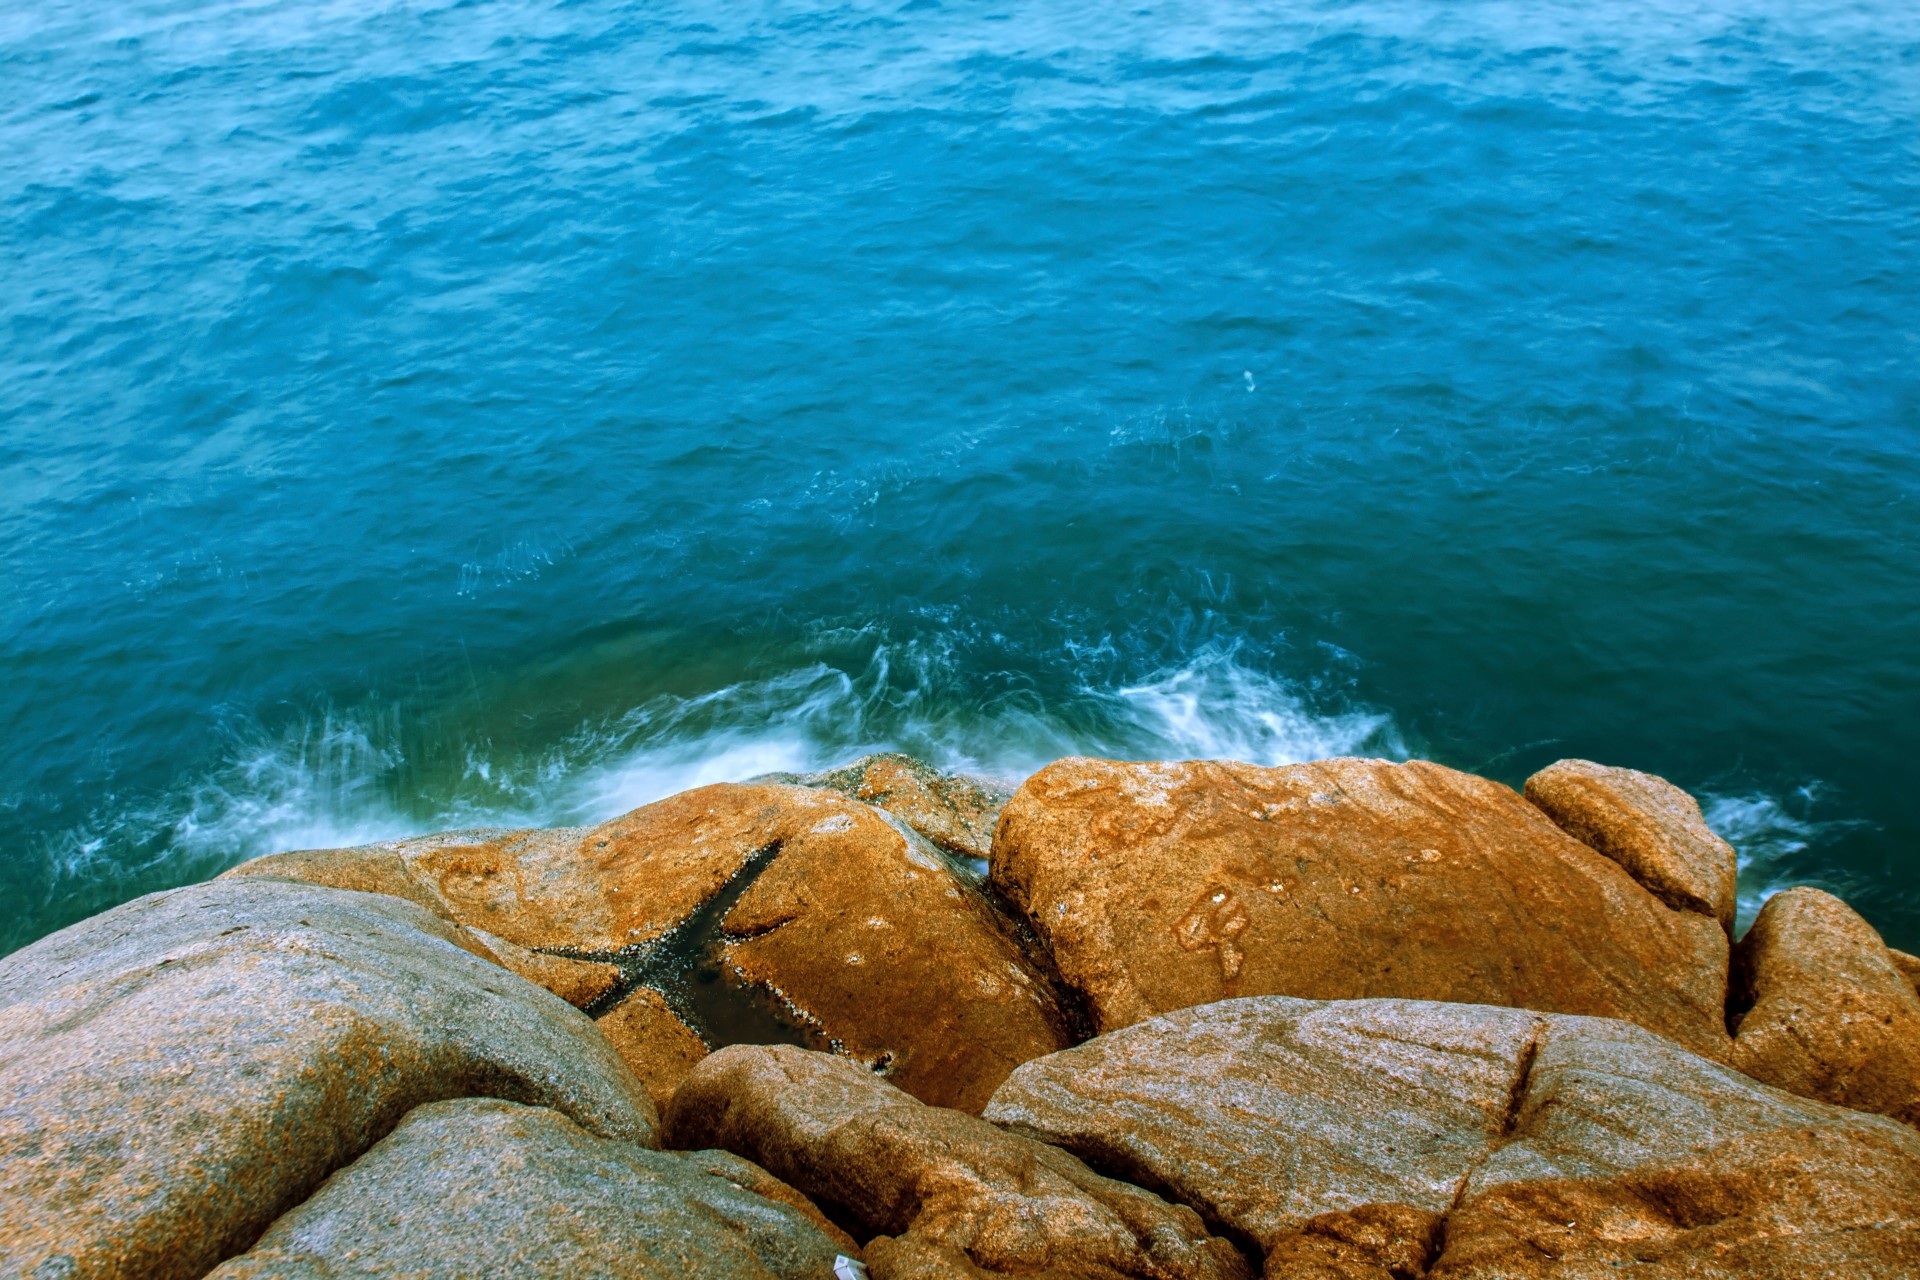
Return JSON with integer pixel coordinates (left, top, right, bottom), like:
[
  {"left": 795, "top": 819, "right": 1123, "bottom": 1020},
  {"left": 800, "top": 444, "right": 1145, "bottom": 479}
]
[
  {"left": 990, "top": 756, "right": 1731, "bottom": 1058},
  {"left": 755, "top": 753, "right": 1011, "bottom": 864},
  {"left": 207, "top": 1097, "right": 854, "bottom": 1279},
  {"left": 229, "top": 783, "right": 1076, "bottom": 1111},
  {"left": 663, "top": 1043, "right": 1252, "bottom": 1280},
  {"left": 0, "top": 879, "right": 656, "bottom": 1280},
  {"left": 1729, "top": 887, "right": 1920, "bottom": 1125},
  {"left": 985, "top": 996, "right": 1920, "bottom": 1277},
  {"left": 1524, "top": 758, "right": 1739, "bottom": 932}
]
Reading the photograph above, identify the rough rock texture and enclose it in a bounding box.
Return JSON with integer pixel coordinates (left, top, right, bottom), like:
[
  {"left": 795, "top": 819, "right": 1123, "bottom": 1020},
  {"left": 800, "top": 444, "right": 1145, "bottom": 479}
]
[
  {"left": 1895, "top": 947, "right": 1920, "bottom": 997},
  {"left": 1729, "top": 886, "right": 1920, "bottom": 1125},
  {"left": 985, "top": 996, "right": 1920, "bottom": 1276},
  {"left": 232, "top": 783, "right": 1075, "bottom": 1112},
  {"left": 598, "top": 985, "right": 714, "bottom": 1112},
  {"left": 468, "top": 927, "right": 622, "bottom": 1008},
  {"left": 663, "top": 1043, "right": 1252, "bottom": 1280},
  {"left": 679, "top": 1148, "right": 863, "bottom": 1255},
  {"left": 208, "top": 1097, "right": 851, "bottom": 1279},
  {"left": 1524, "top": 758, "right": 1739, "bottom": 931},
  {"left": 0, "top": 879, "right": 657, "bottom": 1280},
  {"left": 756, "top": 753, "right": 1012, "bottom": 863},
  {"left": 991, "top": 756, "right": 1731, "bottom": 1058}
]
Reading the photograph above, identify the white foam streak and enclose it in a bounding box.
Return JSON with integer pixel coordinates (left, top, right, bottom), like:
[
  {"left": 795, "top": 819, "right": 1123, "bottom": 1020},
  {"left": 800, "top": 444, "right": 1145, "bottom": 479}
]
[{"left": 1702, "top": 788, "right": 1868, "bottom": 936}]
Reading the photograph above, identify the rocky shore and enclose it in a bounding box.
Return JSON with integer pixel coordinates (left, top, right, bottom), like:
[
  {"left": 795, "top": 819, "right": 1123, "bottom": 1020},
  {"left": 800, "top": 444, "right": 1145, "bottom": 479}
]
[{"left": 4, "top": 752, "right": 1918, "bottom": 1278}]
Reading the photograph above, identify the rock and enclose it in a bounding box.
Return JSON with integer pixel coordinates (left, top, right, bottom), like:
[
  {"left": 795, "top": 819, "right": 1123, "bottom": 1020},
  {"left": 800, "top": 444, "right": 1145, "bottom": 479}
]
[
  {"left": 1895, "top": 947, "right": 1920, "bottom": 997},
  {"left": 598, "top": 985, "right": 713, "bottom": 1112},
  {"left": 990, "top": 756, "right": 1731, "bottom": 1058},
  {"left": 468, "top": 927, "right": 622, "bottom": 1008},
  {"left": 1524, "top": 758, "right": 1739, "bottom": 931},
  {"left": 231, "top": 784, "right": 1075, "bottom": 1112},
  {"left": 755, "top": 753, "right": 1011, "bottom": 864},
  {"left": 208, "top": 1097, "right": 853, "bottom": 1279},
  {"left": 1729, "top": 886, "right": 1920, "bottom": 1125},
  {"left": 678, "top": 1148, "right": 863, "bottom": 1255},
  {"left": 663, "top": 1043, "right": 1252, "bottom": 1280},
  {"left": 985, "top": 995, "right": 1920, "bottom": 1276},
  {"left": 0, "top": 878, "right": 656, "bottom": 1280}
]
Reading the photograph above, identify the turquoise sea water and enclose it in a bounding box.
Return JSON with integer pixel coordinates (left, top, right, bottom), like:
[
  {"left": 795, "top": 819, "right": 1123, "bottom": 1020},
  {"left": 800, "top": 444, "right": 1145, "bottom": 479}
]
[{"left": 3, "top": 0, "right": 1916, "bottom": 956}]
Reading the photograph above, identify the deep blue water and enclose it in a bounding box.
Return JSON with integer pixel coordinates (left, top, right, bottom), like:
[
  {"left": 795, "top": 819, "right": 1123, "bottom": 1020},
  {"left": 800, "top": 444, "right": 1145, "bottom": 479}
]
[{"left": 3, "top": 0, "right": 1917, "bottom": 956}]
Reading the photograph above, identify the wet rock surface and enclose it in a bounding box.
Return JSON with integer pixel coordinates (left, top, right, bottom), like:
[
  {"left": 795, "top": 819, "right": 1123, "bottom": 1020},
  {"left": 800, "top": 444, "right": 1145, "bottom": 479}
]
[
  {"left": 0, "top": 878, "right": 656, "bottom": 1280},
  {"left": 990, "top": 756, "right": 1731, "bottom": 1057},
  {"left": 756, "top": 752, "right": 1011, "bottom": 864},
  {"left": 1729, "top": 886, "right": 1920, "bottom": 1125},
  {"left": 663, "top": 1043, "right": 1253, "bottom": 1280},
  {"left": 1524, "top": 757, "right": 1740, "bottom": 931},
  {"left": 207, "top": 1097, "right": 852, "bottom": 1280},
  {"left": 986, "top": 995, "right": 1920, "bottom": 1276},
  {"left": 230, "top": 782, "right": 1074, "bottom": 1112}
]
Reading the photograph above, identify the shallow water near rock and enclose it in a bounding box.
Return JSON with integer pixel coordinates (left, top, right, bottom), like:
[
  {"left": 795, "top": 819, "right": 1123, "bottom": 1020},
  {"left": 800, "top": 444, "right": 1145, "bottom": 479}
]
[{"left": 2, "top": 0, "right": 1916, "bottom": 954}]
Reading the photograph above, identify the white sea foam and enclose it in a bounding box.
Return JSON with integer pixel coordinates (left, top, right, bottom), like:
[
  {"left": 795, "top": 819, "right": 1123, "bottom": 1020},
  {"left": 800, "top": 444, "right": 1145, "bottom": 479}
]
[
  {"left": 25, "top": 638, "right": 1402, "bottom": 936},
  {"left": 1701, "top": 787, "right": 1870, "bottom": 936}
]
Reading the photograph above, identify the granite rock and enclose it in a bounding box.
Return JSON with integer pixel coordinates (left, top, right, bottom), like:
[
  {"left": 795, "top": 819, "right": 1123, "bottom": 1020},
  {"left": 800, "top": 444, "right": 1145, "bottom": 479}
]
[
  {"left": 231, "top": 784, "right": 1075, "bottom": 1111},
  {"left": 990, "top": 756, "right": 1731, "bottom": 1058},
  {"left": 984, "top": 995, "right": 1920, "bottom": 1277},
  {"left": 208, "top": 1097, "right": 852, "bottom": 1279},
  {"left": 663, "top": 1043, "right": 1252, "bottom": 1280},
  {"left": 1729, "top": 886, "right": 1920, "bottom": 1125},
  {"left": 1524, "top": 758, "right": 1739, "bottom": 931},
  {"left": 755, "top": 753, "right": 1011, "bottom": 864},
  {"left": 0, "top": 878, "right": 656, "bottom": 1280}
]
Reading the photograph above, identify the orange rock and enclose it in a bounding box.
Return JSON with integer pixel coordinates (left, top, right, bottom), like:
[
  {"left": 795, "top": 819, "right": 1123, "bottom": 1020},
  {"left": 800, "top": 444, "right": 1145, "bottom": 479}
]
[
  {"left": 1729, "top": 887, "right": 1920, "bottom": 1125},
  {"left": 597, "top": 986, "right": 712, "bottom": 1113},
  {"left": 1524, "top": 758, "right": 1739, "bottom": 931},
  {"left": 985, "top": 996, "right": 1920, "bottom": 1278},
  {"left": 991, "top": 756, "right": 1731, "bottom": 1058},
  {"left": 663, "top": 1043, "right": 1253, "bottom": 1280},
  {"left": 1891, "top": 946, "right": 1920, "bottom": 998},
  {"left": 757, "top": 753, "right": 1010, "bottom": 863},
  {"left": 468, "top": 927, "right": 622, "bottom": 1008},
  {"left": 230, "top": 783, "right": 1075, "bottom": 1112}
]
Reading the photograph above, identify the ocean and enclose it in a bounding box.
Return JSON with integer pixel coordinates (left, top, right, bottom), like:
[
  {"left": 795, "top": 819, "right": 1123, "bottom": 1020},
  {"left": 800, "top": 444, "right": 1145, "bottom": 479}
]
[{"left": 3, "top": 0, "right": 1916, "bottom": 955}]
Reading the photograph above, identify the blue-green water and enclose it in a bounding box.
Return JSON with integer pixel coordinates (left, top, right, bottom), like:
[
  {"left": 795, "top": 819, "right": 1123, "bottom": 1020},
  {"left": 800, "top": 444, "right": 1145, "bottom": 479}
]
[{"left": 3, "top": 0, "right": 1916, "bottom": 956}]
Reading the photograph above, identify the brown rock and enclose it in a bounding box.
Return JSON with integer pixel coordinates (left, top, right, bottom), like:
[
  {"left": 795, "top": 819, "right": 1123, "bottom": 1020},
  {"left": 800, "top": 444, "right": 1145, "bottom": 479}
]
[
  {"left": 678, "top": 1148, "right": 863, "bottom": 1255},
  {"left": 715, "top": 789, "right": 1072, "bottom": 1110},
  {"left": 990, "top": 756, "right": 1731, "bottom": 1058},
  {"left": 598, "top": 985, "right": 713, "bottom": 1112},
  {"left": 0, "top": 879, "right": 656, "bottom": 1280},
  {"left": 756, "top": 753, "right": 1011, "bottom": 863},
  {"left": 1891, "top": 946, "right": 1920, "bottom": 997},
  {"left": 663, "top": 1043, "right": 1253, "bottom": 1280},
  {"left": 208, "top": 1097, "right": 853, "bottom": 1279},
  {"left": 985, "top": 995, "right": 1920, "bottom": 1277},
  {"left": 1524, "top": 757, "right": 1739, "bottom": 931},
  {"left": 232, "top": 784, "right": 1075, "bottom": 1112},
  {"left": 1729, "top": 886, "right": 1920, "bottom": 1125},
  {"left": 468, "top": 927, "right": 622, "bottom": 1008}
]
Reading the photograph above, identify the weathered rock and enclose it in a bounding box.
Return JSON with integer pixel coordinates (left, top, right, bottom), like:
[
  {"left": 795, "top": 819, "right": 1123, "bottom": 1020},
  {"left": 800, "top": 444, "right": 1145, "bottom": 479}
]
[
  {"left": 0, "top": 879, "right": 656, "bottom": 1280},
  {"left": 985, "top": 996, "right": 1920, "bottom": 1277},
  {"left": 1729, "top": 886, "right": 1920, "bottom": 1125},
  {"left": 678, "top": 1147, "right": 863, "bottom": 1255},
  {"left": 1895, "top": 947, "right": 1920, "bottom": 997},
  {"left": 756, "top": 753, "right": 1011, "bottom": 863},
  {"left": 598, "top": 984, "right": 713, "bottom": 1112},
  {"left": 663, "top": 1043, "right": 1252, "bottom": 1280},
  {"left": 1524, "top": 757, "right": 1739, "bottom": 931},
  {"left": 468, "top": 927, "right": 623, "bottom": 1008},
  {"left": 991, "top": 756, "right": 1731, "bottom": 1058},
  {"left": 208, "top": 1097, "right": 853, "bottom": 1279},
  {"left": 232, "top": 784, "right": 1075, "bottom": 1112}
]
